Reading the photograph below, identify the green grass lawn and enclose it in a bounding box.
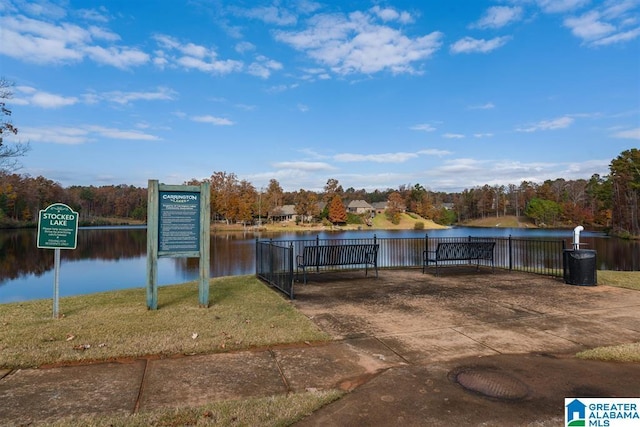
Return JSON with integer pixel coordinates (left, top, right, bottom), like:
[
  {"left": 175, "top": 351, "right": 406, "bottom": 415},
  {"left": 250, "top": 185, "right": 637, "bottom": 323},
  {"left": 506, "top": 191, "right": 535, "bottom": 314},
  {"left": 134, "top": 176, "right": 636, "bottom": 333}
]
[{"left": 0, "top": 275, "right": 330, "bottom": 369}]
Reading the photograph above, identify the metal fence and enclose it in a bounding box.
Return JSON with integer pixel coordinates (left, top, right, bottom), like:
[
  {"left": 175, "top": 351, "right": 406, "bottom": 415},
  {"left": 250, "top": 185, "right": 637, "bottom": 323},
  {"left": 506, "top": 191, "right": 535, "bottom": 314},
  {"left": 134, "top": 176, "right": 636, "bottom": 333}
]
[
  {"left": 255, "top": 240, "right": 294, "bottom": 298},
  {"left": 256, "top": 235, "right": 566, "bottom": 299}
]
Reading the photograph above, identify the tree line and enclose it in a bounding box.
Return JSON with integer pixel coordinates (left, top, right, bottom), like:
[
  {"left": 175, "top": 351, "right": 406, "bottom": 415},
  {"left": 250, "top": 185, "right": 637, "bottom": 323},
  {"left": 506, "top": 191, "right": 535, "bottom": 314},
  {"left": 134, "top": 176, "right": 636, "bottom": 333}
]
[{"left": 0, "top": 148, "right": 638, "bottom": 237}]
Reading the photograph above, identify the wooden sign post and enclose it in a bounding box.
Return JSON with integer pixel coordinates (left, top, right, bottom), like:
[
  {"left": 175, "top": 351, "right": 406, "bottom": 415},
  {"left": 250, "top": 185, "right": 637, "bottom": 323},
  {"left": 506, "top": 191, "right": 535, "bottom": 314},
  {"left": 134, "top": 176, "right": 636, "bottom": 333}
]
[{"left": 146, "top": 180, "right": 211, "bottom": 309}]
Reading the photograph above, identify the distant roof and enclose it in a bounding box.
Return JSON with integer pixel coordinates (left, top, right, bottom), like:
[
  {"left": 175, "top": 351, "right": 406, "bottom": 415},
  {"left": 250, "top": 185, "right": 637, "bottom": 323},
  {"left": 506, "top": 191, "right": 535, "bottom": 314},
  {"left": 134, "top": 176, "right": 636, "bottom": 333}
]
[{"left": 347, "top": 200, "right": 373, "bottom": 208}]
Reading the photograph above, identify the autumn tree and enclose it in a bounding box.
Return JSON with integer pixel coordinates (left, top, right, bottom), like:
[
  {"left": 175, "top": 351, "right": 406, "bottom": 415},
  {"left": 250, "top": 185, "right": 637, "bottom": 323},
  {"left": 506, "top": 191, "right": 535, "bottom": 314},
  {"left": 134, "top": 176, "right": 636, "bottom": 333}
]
[
  {"left": 210, "top": 171, "right": 239, "bottom": 223},
  {"left": 385, "top": 191, "right": 404, "bottom": 224},
  {"left": 1, "top": 78, "right": 29, "bottom": 172},
  {"left": 327, "top": 194, "right": 347, "bottom": 224},
  {"left": 264, "top": 179, "right": 283, "bottom": 222},
  {"left": 234, "top": 180, "right": 257, "bottom": 224},
  {"left": 294, "top": 189, "right": 319, "bottom": 224},
  {"left": 323, "top": 178, "right": 343, "bottom": 202}
]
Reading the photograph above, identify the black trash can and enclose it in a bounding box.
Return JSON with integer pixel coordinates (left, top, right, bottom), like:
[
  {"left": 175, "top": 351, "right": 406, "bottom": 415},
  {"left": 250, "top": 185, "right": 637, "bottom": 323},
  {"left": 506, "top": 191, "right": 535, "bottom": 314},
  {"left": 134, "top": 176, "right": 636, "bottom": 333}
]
[{"left": 563, "top": 249, "right": 597, "bottom": 286}]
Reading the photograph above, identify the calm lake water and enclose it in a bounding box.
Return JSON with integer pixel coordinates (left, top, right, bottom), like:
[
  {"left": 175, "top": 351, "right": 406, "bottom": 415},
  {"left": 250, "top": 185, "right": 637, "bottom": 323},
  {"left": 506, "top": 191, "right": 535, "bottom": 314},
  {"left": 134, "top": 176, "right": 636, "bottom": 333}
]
[{"left": 1, "top": 226, "right": 638, "bottom": 303}]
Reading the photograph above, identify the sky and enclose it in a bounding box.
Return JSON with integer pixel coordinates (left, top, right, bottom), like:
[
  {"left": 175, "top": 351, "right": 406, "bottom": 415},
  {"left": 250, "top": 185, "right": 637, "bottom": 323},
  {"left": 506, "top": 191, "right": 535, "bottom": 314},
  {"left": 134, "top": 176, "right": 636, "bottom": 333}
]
[{"left": 1, "top": 0, "right": 639, "bottom": 193}]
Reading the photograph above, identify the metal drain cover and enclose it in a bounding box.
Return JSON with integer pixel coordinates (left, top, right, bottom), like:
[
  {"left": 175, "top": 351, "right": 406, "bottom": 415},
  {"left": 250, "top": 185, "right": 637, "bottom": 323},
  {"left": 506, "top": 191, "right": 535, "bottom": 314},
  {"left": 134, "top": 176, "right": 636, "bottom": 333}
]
[{"left": 454, "top": 368, "right": 529, "bottom": 400}]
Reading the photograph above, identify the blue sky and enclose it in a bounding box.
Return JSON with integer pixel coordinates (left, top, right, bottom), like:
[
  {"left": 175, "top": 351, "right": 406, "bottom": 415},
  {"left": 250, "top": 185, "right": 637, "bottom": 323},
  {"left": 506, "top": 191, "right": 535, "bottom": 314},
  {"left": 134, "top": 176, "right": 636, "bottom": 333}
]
[{"left": 1, "top": 0, "right": 639, "bottom": 192}]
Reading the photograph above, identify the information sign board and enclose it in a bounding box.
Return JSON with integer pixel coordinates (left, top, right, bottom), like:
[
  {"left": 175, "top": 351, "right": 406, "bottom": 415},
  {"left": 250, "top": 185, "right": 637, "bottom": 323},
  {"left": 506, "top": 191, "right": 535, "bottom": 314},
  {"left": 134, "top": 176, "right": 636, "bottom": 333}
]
[
  {"left": 146, "top": 180, "right": 210, "bottom": 309},
  {"left": 158, "top": 191, "right": 200, "bottom": 253},
  {"left": 37, "top": 203, "right": 79, "bottom": 249}
]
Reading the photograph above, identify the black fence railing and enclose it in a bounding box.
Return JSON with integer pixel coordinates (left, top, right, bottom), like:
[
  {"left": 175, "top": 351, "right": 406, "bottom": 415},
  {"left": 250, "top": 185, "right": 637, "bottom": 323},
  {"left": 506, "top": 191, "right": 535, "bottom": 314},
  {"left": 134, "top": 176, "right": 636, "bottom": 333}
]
[
  {"left": 425, "top": 235, "right": 566, "bottom": 276},
  {"left": 255, "top": 240, "right": 294, "bottom": 298},
  {"left": 256, "top": 235, "right": 566, "bottom": 299}
]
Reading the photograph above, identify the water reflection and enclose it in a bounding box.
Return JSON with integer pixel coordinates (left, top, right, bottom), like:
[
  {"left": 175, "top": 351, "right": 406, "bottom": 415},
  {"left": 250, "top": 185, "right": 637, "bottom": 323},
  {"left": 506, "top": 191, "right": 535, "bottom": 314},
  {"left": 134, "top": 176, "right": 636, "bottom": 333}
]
[{"left": 0, "top": 226, "right": 637, "bottom": 303}]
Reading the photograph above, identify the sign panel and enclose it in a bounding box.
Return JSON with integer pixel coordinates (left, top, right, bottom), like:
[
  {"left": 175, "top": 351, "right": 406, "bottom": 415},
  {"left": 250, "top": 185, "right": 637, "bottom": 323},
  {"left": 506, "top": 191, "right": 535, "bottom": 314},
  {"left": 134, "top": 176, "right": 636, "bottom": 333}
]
[
  {"left": 37, "top": 203, "right": 79, "bottom": 249},
  {"left": 158, "top": 191, "right": 201, "bottom": 253}
]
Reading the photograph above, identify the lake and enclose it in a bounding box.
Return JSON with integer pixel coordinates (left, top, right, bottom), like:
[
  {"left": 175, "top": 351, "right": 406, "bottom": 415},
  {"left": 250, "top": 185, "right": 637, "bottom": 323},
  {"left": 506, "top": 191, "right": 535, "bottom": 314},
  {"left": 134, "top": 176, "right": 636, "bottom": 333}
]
[{"left": 1, "top": 226, "right": 638, "bottom": 303}]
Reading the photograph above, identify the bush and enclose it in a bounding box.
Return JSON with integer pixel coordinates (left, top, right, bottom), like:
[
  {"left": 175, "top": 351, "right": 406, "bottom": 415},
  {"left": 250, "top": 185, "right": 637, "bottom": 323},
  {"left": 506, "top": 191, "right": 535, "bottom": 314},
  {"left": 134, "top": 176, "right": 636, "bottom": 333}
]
[
  {"left": 346, "top": 213, "right": 363, "bottom": 224},
  {"left": 414, "top": 221, "right": 424, "bottom": 230}
]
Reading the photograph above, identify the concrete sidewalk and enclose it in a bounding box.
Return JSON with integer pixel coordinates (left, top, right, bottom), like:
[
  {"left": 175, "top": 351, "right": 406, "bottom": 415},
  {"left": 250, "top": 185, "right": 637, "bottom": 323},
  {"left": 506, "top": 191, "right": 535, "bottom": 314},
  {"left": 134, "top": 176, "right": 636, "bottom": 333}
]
[{"left": 1, "top": 270, "right": 639, "bottom": 426}]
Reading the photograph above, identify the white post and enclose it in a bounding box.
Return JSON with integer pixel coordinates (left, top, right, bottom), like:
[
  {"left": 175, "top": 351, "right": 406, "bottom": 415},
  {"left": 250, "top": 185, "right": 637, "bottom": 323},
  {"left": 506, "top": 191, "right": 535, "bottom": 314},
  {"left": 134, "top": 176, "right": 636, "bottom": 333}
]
[{"left": 573, "top": 225, "right": 584, "bottom": 250}]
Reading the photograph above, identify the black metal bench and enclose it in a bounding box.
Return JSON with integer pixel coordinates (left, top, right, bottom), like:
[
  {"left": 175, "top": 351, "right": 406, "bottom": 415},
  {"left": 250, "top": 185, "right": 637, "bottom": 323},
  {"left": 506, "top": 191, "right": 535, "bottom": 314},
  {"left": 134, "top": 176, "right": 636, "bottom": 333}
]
[
  {"left": 296, "top": 244, "right": 379, "bottom": 284},
  {"left": 423, "top": 241, "right": 495, "bottom": 275}
]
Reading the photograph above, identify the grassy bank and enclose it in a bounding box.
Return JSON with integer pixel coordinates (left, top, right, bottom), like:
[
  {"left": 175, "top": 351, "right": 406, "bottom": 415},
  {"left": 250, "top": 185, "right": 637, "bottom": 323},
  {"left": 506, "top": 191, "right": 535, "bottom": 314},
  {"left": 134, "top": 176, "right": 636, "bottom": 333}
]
[
  {"left": 461, "top": 215, "right": 536, "bottom": 228},
  {"left": 0, "top": 276, "right": 338, "bottom": 426},
  {"left": 0, "top": 276, "right": 330, "bottom": 369},
  {"left": 597, "top": 270, "right": 640, "bottom": 291}
]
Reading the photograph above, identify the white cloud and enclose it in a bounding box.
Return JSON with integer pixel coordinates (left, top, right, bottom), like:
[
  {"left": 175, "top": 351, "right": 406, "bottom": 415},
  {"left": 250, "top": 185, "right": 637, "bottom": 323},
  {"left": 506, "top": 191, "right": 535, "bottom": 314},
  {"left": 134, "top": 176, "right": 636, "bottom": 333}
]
[
  {"left": 13, "top": 86, "right": 78, "bottom": 108},
  {"left": 450, "top": 36, "right": 511, "bottom": 54},
  {"left": 591, "top": 27, "right": 640, "bottom": 46},
  {"left": 235, "top": 41, "right": 255, "bottom": 53},
  {"left": 442, "top": 133, "right": 465, "bottom": 139},
  {"left": 418, "top": 149, "right": 452, "bottom": 156},
  {"left": 334, "top": 149, "right": 450, "bottom": 163},
  {"left": 370, "top": 6, "right": 413, "bottom": 24},
  {"left": 517, "top": 116, "right": 574, "bottom": 132},
  {"left": 536, "top": 0, "right": 590, "bottom": 14},
  {"left": 612, "top": 127, "right": 640, "bottom": 139},
  {"left": 468, "top": 103, "right": 495, "bottom": 110},
  {"left": 86, "top": 125, "right": 160, "bottom": 140},
  {"left": 101, "top": 87, "right": 177, "bottom": 105},
  {"left": 0, "top": 14, "right": 148, "bottom": 68},
  {"left": 238, "top": 5, "right": 298, "bottom": 26},
  {"left": 410, "top": 123, "right": 436, "bottom": 132},
  {"left": 191, "top": 115, "right": 235, "bottom": 126},
  {"left": 271, "top": 161, "right": 335, "bottom": 171},
  {"left": 87, "top": 25, "right": 120, "bottom": 42},
  {"left": 20, "top": 125, "right": 159, "bottom": 144},
  {"left": 154, "top": 34, "right": 244, "bottom": 75},
  {"left": 438, "top": 158, "right": 484, "bottom": 173},
  {"left": 562, "top": 2, "right": 640, "bottom": 46},
  {"left": 82, "top": 45, "right": 149, "bottom": 69},
  {"left": 77, "top": 8, "right": 110, "bottom": 23},
  {"left": 247, "top": 55, "right": 283, "bottom": 78},
  {"left": 564, "top": 11, "right": 616, "bottom": 41},
  {"left": 335, "top": 152, "right": 419, "bottom": 163},
  {"left": 20, "top": 126, "right": 90, "bottom": 144},
  {"left": 472, "top": 6, "right": 523, "bottom": 29},
  {"left": 274, "top": 10, "right": 442, "bottom": 75},
  {"left": 31, "top": 91, "right": 78, "bottom": 108}
]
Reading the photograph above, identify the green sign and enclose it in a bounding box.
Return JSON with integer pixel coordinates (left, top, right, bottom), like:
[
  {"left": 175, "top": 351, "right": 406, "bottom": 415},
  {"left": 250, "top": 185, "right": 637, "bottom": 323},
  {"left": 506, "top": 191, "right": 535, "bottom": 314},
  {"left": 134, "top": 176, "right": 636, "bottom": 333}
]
[
  {"left": 37, "top": 203, "right": 79, "bottom": 249},
  {"left": 158, "top": 191, "right": 201, "bottom": 253}
]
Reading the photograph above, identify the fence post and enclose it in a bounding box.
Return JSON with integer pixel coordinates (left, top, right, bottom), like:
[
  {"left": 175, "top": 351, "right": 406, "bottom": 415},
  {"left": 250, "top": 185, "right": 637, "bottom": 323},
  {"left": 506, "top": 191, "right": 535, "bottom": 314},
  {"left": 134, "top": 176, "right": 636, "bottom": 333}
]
[
  {"left": 508, "top": 235, "right": 513, "bottom": 271},
  {"left": 268, "top": 239, "right": 273, "bottom": 282},
  {"left": 255, "top": 238, "right": 259, "bottom": 277},
  {"left": 315, "top": 235, "right": 320, "bottom": 272},
  {"left": 288, "top": 243, "right": 294, "bottom": 299}
]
